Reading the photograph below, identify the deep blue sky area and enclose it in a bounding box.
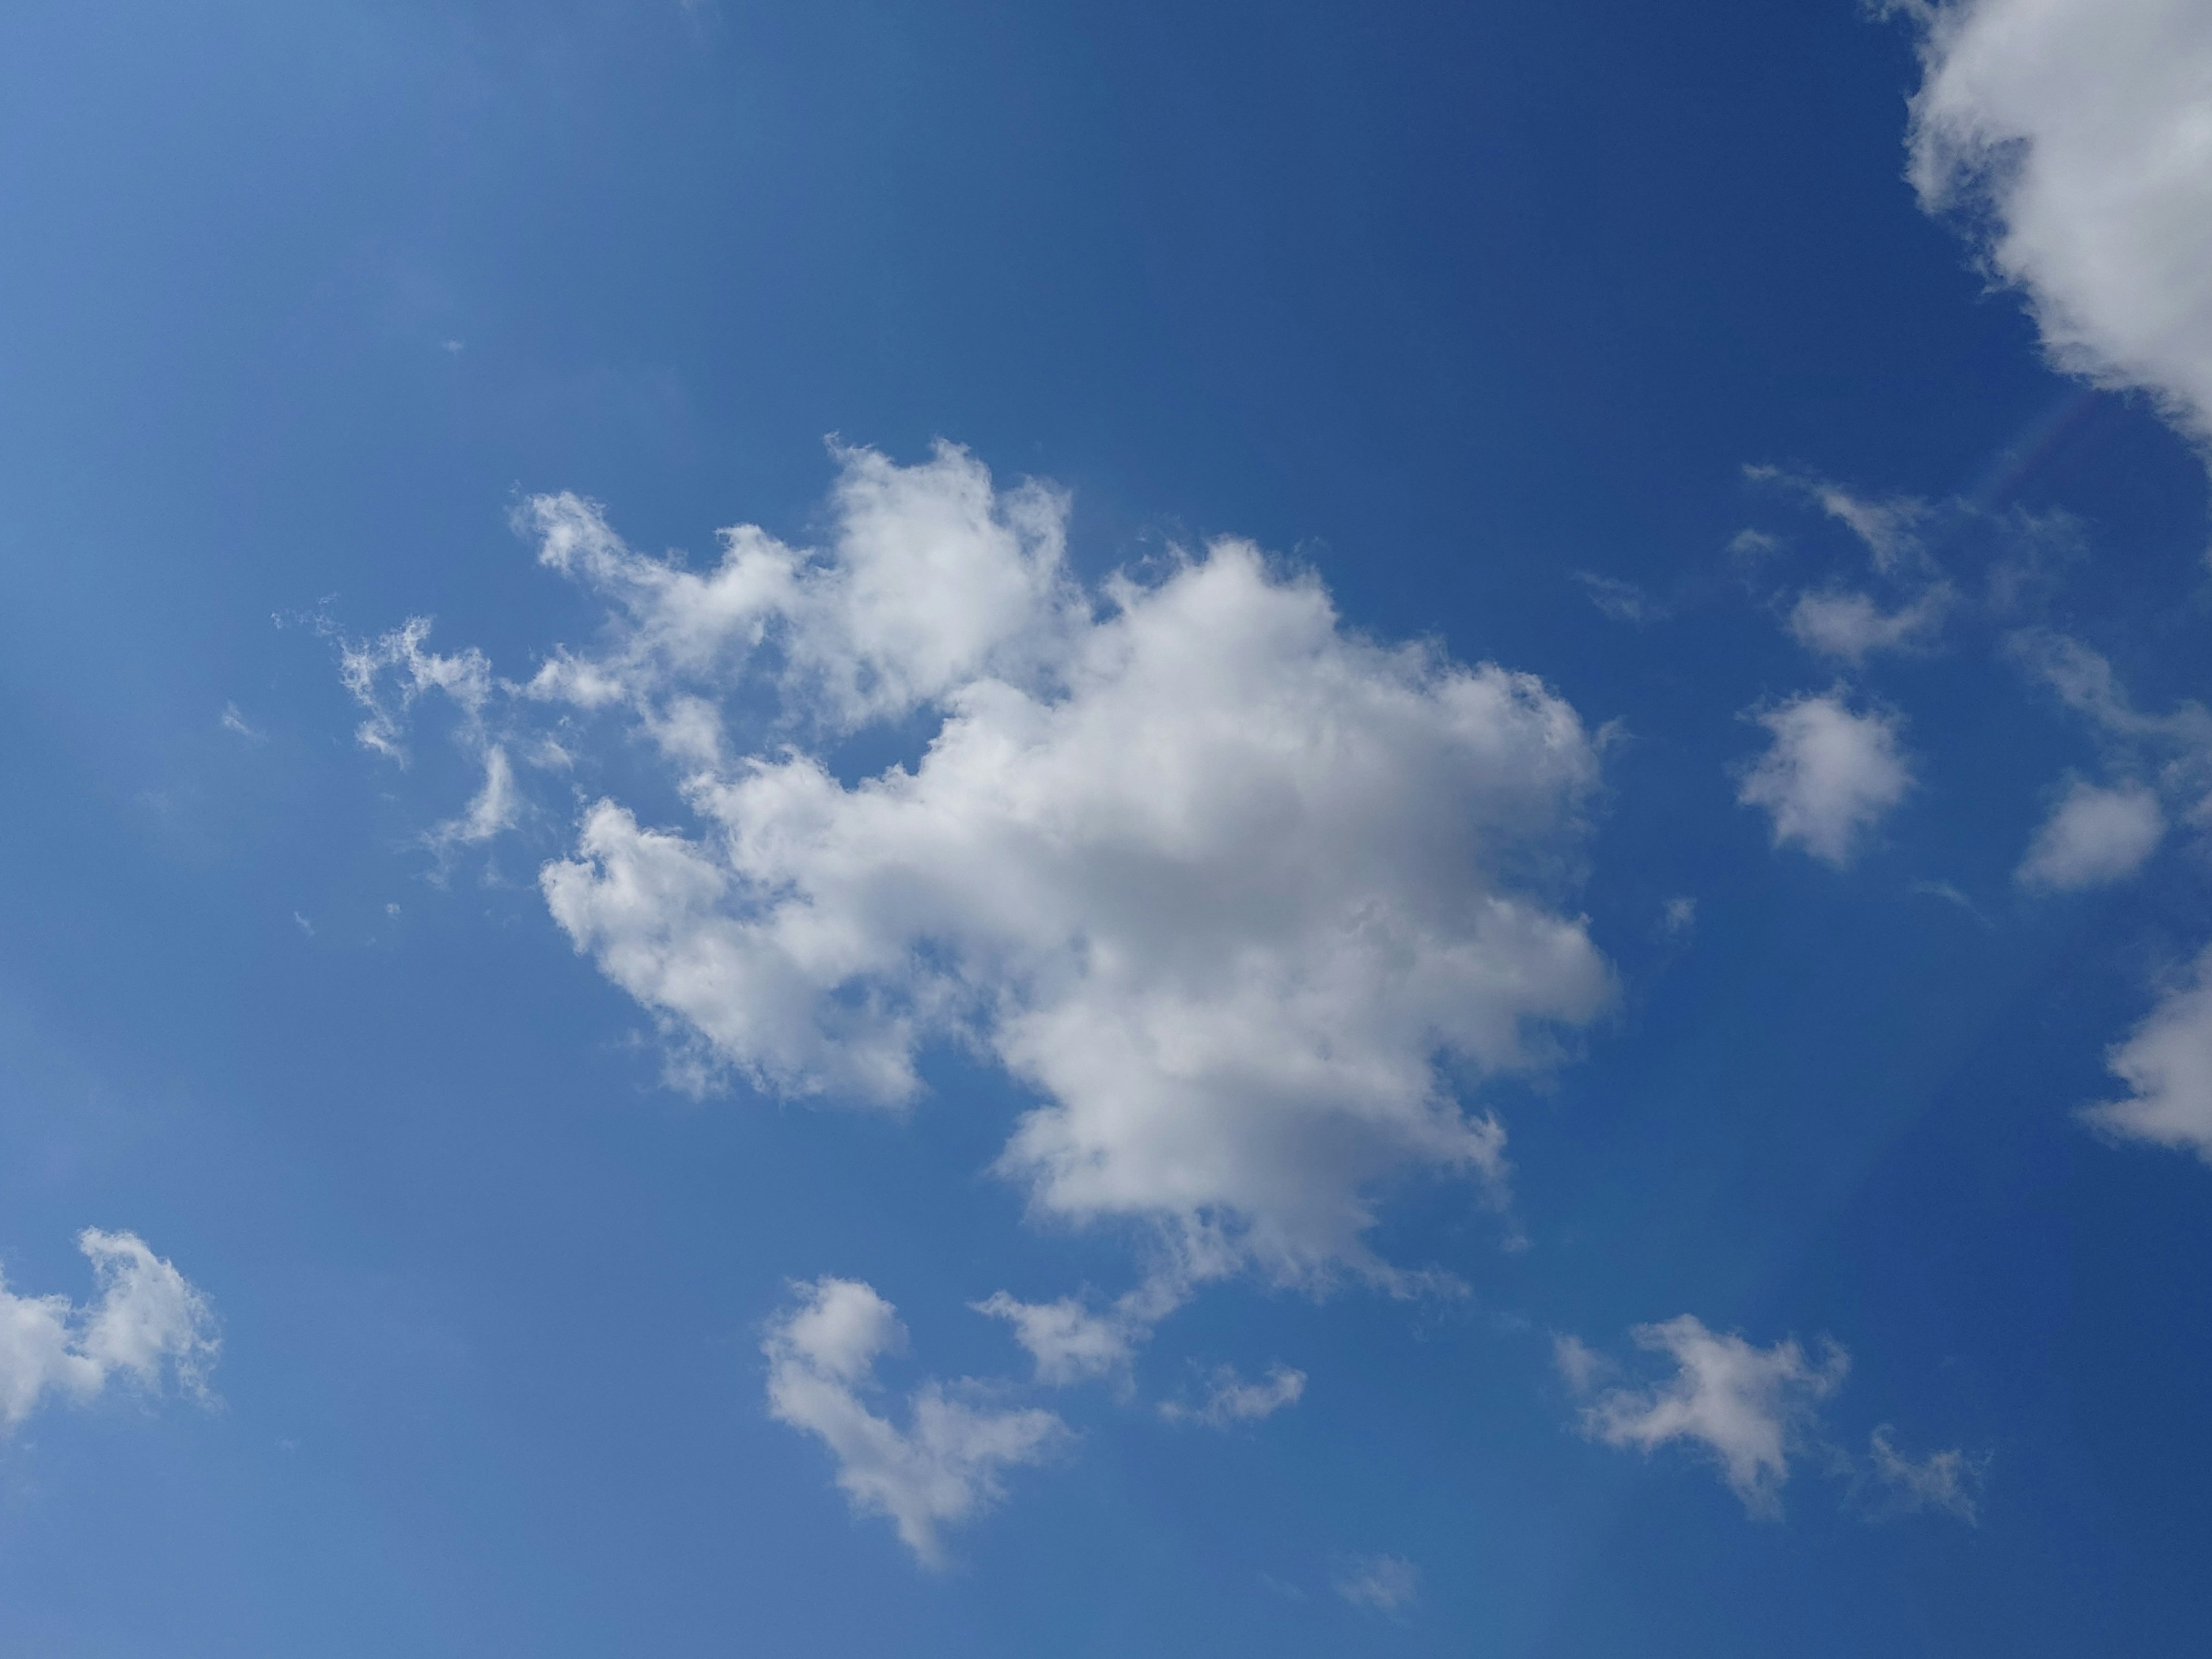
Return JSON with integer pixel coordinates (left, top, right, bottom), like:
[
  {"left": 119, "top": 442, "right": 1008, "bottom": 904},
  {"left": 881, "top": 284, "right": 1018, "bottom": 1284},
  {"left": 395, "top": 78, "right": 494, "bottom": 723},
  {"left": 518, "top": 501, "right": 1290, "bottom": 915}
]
[{"left": 1, "top": 2, "right": 2209, "bottom": 1655}]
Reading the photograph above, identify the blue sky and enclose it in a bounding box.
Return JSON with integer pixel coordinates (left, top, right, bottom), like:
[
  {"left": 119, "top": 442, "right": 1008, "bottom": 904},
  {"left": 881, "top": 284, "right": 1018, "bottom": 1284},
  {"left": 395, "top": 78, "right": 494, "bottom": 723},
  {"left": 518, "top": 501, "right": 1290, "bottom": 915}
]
[{"left": 3, "top": 1, "right": 2211, "bottom": 1652}]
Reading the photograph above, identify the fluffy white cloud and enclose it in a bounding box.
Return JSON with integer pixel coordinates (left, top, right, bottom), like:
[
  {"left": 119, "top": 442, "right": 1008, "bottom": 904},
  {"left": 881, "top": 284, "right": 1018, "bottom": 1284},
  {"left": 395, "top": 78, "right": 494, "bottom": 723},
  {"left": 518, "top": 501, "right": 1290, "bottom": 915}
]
[
  {"left": 972, "top": 1292, "right": 1139, "bottom": 1388},
  {"left": 1786, "top": 588, "right": 1949, "bottom": 662},
  {"left": 1869, "top": 1425, "right": 1986, "bottom": 1522},
  {"left": 1334, "top": 1553, "right": 1421, "bottom": 1612},
  {"left": 1158, "top": 1362, "right": 1306, "bottom": 1428},
  {"left": 2081, "top": 945, "right": 2212, "bottom": 1161},
  {"left": 1574, "top": 1315, "right": 1849, "bottom": 1516},
  {"left": 2016, "top": 779, "right": 2165, "bottom": 889},
  {"left": 0, "top": 1230, "right": 217, "bottom": 1429},
  {"left": 380, "top": 442, "right": 1616, "bottom": 1291},
  {"left": 1903, "top": 0, "right": 2212, "bottom": 445},
  {"left": 763, "top": 1277, "right": 1065, "bottom": 1567},
  {"left": 1737, "top": 692, "right": 1914, "bottom": 866}
]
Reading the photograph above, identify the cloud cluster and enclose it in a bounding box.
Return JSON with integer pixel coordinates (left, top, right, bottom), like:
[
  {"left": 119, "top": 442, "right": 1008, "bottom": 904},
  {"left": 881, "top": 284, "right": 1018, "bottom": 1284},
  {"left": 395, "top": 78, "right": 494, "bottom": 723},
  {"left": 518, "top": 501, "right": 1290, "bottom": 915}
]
[
  {"left": 0, "top": 1230, "right": 218, "bottom": 1429},
  {"left": 1737, "top": 692, "right": 1914, "bottom": 866},
  {"left": 763, "top": 1277, "right": 1065, "bottom": 1567},
  {"left": 1903, "top": 0, "right": 2212, "bottom": 446},
  {"left": 350, "top": 443, "right": 1613, "bottom": 1291},
  {"left": 1562, "top": 1316, "right": 1983, "bottom": 1521}
]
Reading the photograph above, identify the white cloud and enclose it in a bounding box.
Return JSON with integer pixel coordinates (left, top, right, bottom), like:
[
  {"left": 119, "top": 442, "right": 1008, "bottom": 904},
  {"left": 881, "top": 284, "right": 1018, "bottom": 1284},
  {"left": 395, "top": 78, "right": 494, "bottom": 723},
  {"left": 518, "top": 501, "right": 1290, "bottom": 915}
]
[
  {"left": 762, "top": 1277, "right": 1065, "bottom": 1568},
  {"left": 972, "top": 1291, "right": 1141, "bottom": 1388},
  {"left": 334, "top": 615, "right": 491, "bottom": 763},
  {"left": 1737, "top": 692, "right": 1914, "bottom": 866},
  {"left": 1159, "top": 1362, "right": 1306, "bottom": 1428},
  {"left": 1868, "top": 1425, "right": 1986, "bottom": 1522},
  {"left": 1552, "top": 1331, "right": 1613, "bottom": 1395},
  {"left": 1786, "top": 587, "right": 1949, "bottom": 662},
  {"left": 219, "top": 702, "right": 266, "bottom": 742},
  {"left": 2009, "top": 632, "right": 2212, "bottom": 870},
  {"left": 416, "top": 442, "right": 1617, "bottom": 1291},
  {"left": 1747, "top": 468, "right": 1930, "bottom": 573},
  {"left": 2016, "top": 779, "right": 2165, "bottom": 889},
  {"left": 428, "top": 744, "right": 519, "bottom": 854},
  {"left": 1574, "top": 571, "right": 1665, "bottom": 624},
  {"left": 1578, "top": 1315, "right": 1848, "bottom": 1517},
  {"left": 1334, "top": 1553, "right": 1420, "bottom": 1612},
  {"left": 1903, "top": 0, "right": 2212, "bottom": 446},
  {"left": 2081, "top": 945, "right": 2212, "bottom": 1162},
  {"left": 0, "top": 1230, "right": 217, "bottom": 1429}
]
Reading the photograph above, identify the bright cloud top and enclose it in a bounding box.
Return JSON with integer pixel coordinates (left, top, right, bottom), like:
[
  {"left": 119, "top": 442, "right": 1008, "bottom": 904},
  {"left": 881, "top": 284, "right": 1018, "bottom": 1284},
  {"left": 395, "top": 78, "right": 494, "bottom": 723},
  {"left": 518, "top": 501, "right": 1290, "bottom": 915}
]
[
  {"left": 1737, "top": 691, "right": 1914, "bottom": 866},
  {"left": 0, "top": 1229, "right": 218, "bottom": 1429},
  {"left": 2082, "top": 945, "right": 2212, "bottom": 1162},
  {"left": 1570, "top": 1315, "right": 1848, "bottom": 1516},
  {"left": 354, "top": 443, "right": 1613, "bottom": 1287},
  {"left": 1904, "top": 0, "right": 2212, "bottom": 444},
  {"left": 763, "top": 1277, "right": 1065, "bottom": 1567}
]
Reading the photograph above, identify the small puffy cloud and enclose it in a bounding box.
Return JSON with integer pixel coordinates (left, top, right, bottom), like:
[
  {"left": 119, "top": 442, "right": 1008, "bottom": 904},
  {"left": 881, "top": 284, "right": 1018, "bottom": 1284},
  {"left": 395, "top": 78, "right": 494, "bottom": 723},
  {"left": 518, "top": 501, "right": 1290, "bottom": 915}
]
[
  {"left": 973, "top": 1292, "right": 1139, "bottom": 1388},
  {"left": 347, "top": 442, "right": 1618, "bottom": 1293},
  {"left": 1903, "top": 0, "right": 2212, "bottom": 446},
  {"left": 763, "top": 1277, "right": 1066, "bottom": 1567},
  {"left": 1159, "top": 1362, "right": 1306, "bottom": 1429},
  {"left": 0, "top": 1230, "right": 217, "bottom": 1429},
  {"left": 1579, "top": 1315, "right": 1848, "bottom": 1517},
  {"left": 1868, "top": 1425, "right": 1986, "bottom": 1523},
  {"left": 1334, "top": 1553, "right": 1421, "bottom": 1613},
  {"left": 2016, "top": 779, "right": 2165, "bottom": 890},
  {"left": 1737, "top": 692, "right": 1913, "bottom": 866},
  {"left": 219, "top": 703, "right": 266, "bottom": 742},
  {"left": 1786, "top": 587, "right": 1949, "bottom": 663},
  {"left": 2081, "top": 945, "right": 2212, "bottom": 1162}
]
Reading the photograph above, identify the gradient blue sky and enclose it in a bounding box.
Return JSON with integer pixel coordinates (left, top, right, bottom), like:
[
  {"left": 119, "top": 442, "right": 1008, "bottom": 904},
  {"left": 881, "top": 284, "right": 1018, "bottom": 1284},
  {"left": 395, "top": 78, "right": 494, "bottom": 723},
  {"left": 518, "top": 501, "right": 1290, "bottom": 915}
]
[{"left": 3, "top": 2, "right": 2210, "bottom": 1654}]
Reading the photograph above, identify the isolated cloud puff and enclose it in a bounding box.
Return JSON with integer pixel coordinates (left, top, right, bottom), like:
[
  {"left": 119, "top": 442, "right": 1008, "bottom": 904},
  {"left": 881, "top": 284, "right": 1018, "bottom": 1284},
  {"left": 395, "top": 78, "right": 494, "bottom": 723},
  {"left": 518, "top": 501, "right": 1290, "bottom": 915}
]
[
  {"left": 1786, "top": 588, "right": 1949, "bottom": 663},
  {"left": 763, "top": 1277, "right": 1065, "bottom": 1567},
  {"left": 340, "top": 443, "right": 1612, "bottom": 1291},
  {"left": 1334, "top": 1553, "right": 1420, "bottom": 1612},
  {"left": 2081, "top": 945, "right": 2212, "bottom": 1161},
  {"left": 1158, "top": 1362, "right": 1306, "bottom": 1429},
  {"left": 2016, "top": 779, "right": 2165, "bottom": 890},
  {"left": 1737, "top": 692, "right": 1913, "bottom": 866},
  {"left": 1869, "top": 1425, "right": 1986, "bottom": 1522},
  {"left": 0, "top": 1230, "right": 217, "bottom": 1429},
  {"left": 1904, "top": 0, "right": 2212, "bottom": 445},
  {"left": 1571, "top": 1315, "right": 1848, "bottom": 1516}
]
